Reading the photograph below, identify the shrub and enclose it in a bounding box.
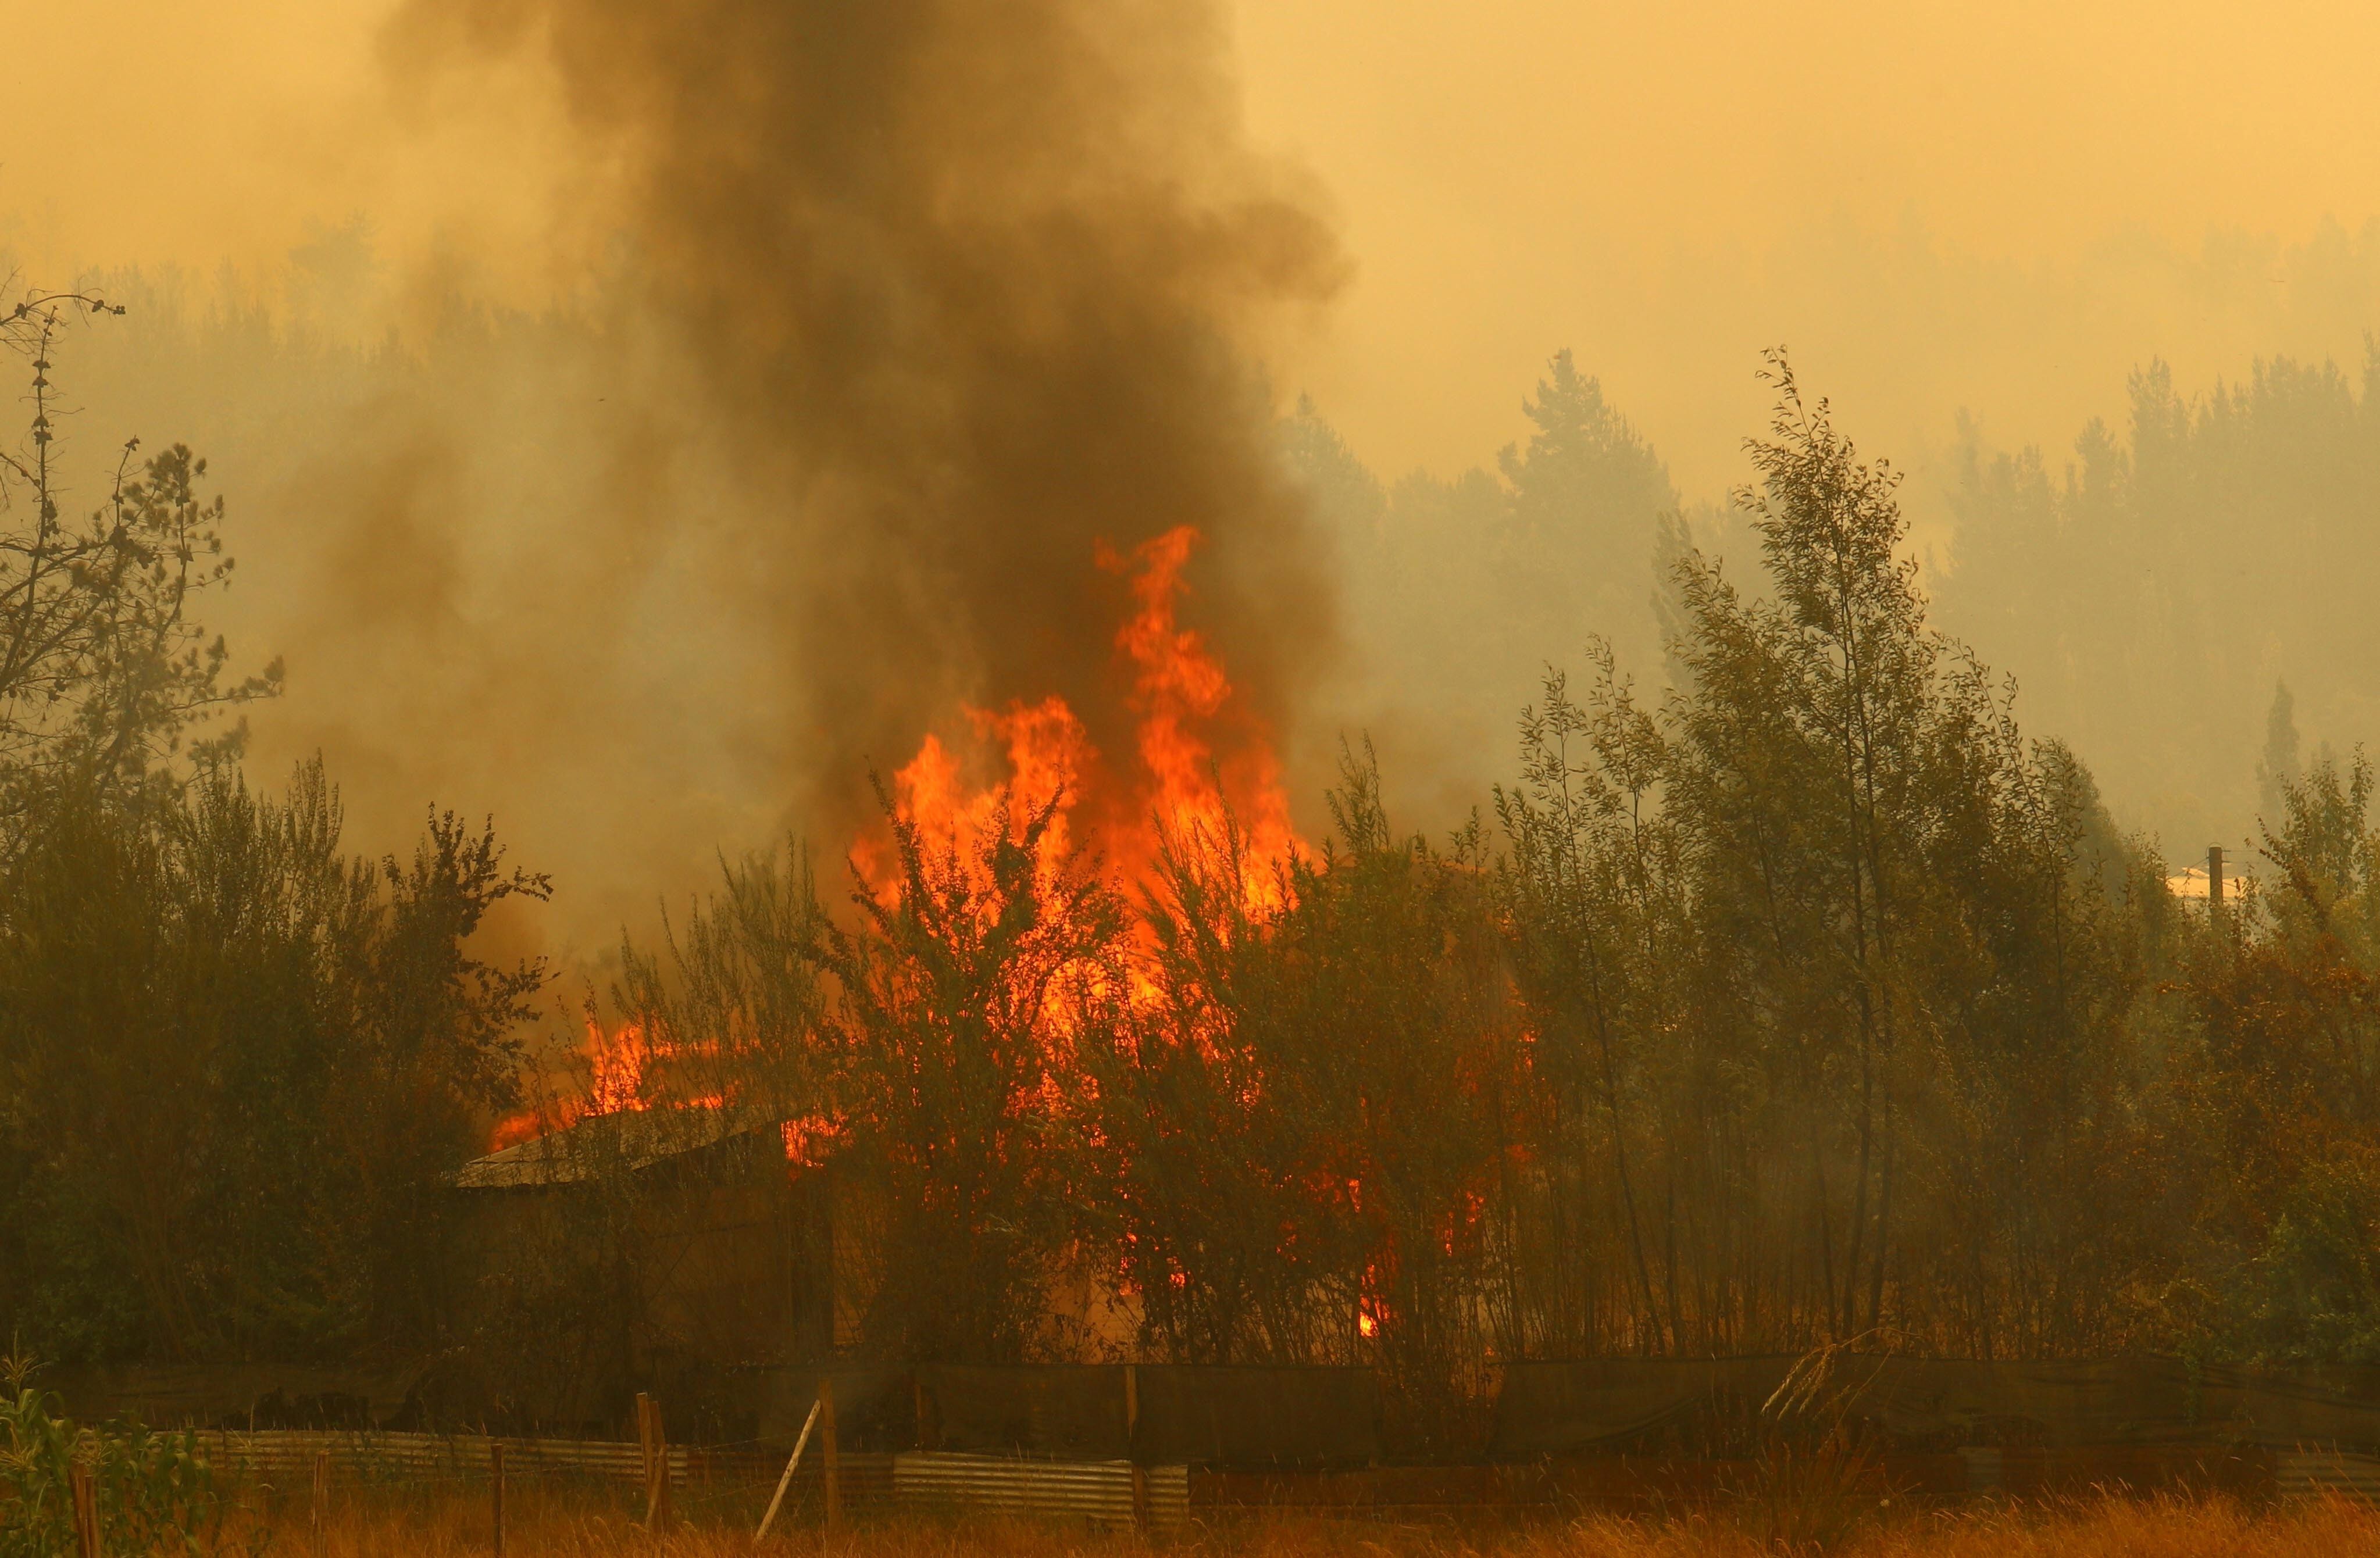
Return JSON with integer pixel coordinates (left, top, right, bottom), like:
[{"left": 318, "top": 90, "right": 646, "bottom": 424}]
[{"left": 0, "top": 1353, "right": 245, "bottom": 1557}]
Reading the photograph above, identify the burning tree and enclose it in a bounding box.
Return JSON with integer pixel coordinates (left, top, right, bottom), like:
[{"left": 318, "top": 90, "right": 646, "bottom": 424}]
[
  {"left": 1109, "top": 748, "right": 1523, "bottom": 1454},
  {"left": 822, "top": 783, "right": 1129, "bottom": 1362}
]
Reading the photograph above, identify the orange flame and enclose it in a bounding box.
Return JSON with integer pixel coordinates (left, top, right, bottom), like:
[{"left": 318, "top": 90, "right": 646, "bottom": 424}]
[
  {"left": 781, "top": 1113, "right": 845, "bottom": 1168},
  {"left": 1104, "top": 526, "right": 1296, "bottom": 911},
  {"left": 584, "top": 1021, "right": 651, "bottom": 1116},
  {"left": 487, "top": 1019, "right": 661, "bottom": 1150},
  {"left": 859, "top": 695, "right": 1091, "bottom": 905},
  {"left": 1358, "top": 1261, "right": 1391, "bottom": 1341},
  {"left": 866, "top": 526, "right": 1298, "bottom": 913},
  {"left": 491, "top": 528, "right": 1296, "bottom": 1166}
]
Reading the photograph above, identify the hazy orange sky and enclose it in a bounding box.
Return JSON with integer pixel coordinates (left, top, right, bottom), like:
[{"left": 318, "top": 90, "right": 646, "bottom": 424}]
[
  {"left": 1233, "top": 1, "right": 2380, "bottom": 490},
  {"left": 5, "top": 0, "right": 2378, "bottom": 949},
  {"left": 9, "top": 0, "right": 2380, "bottom": 498}
]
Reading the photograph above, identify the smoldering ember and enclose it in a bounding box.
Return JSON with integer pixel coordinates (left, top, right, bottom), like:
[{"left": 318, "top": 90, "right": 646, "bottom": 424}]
[{"left": 3, "top": 1, "right": 2380, "bottom": 1552}]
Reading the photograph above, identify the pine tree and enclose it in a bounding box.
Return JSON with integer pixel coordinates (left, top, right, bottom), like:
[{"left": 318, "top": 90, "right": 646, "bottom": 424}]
[
  {"left": 1497, "top": 349, "right": 1676, "bottom": 666},
  {"left": 2257, "top": 680, "right": 2303, "bottom": 828}
]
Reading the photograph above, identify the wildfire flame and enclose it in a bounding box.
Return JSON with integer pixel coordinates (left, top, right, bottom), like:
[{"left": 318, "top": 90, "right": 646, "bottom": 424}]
[
  {"left": 857, "top": 695, "right": 1090, "bottom": 906},
  {"left": 490, "top": 525, "right": 1300, "bottom": 1166},
  {"left": 1109, "top": 526, "right": 1298, "bottom": 909},
  {"left": 780, "top": 1113, "right": 844, "bottom": 1169},
  {"left": 584, "top": 1021, "right": 651, "bottom": 1116},
  {"left": 872, "top": 525, "right": 1297, "bottom": 912},
  {"left": 487, "top": 1019, "right": 656, "bottom": 1150}
]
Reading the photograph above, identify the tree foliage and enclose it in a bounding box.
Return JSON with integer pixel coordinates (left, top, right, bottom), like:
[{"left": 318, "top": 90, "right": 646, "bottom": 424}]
[
  {"left": 0, "top": 291, "right": 280, "bottom": 849},
  {"left": 0, "top": 298, "right": 545, "bottom": 1367},
  {"left": 0, "top": 762, "right": 549, "bottom": 1362},
  {"left": 8, "top": 336, "right": 2373, "bottom": 1436},
  {"left": 585, "top": 358, "right": 2380, "bottom": 1443}
]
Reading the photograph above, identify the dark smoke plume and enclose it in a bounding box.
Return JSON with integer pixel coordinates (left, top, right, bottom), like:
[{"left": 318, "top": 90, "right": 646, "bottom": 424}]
[{"left": 382, "top": 0, "right": 1344, "bottom": 856}]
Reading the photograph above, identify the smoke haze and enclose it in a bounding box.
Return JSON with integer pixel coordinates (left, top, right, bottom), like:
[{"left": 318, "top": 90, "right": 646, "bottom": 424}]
[
  {"left": 380, "top": 0, "right": 1343, "bottom": 874},
  {"left": 8, "top": 1, "right": 2380, "bottom": 950},
  {"left": 7, "top": 0, "right": 1346, "bottom": 955}
]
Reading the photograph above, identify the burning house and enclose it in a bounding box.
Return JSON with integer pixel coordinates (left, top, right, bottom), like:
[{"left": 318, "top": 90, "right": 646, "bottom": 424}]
[
  {"left": 444, "top": 1103, "right": 843, "bottom": 1438},
  {"left": 433, "top": 527, "right": 1298, "bottom": 1436}
]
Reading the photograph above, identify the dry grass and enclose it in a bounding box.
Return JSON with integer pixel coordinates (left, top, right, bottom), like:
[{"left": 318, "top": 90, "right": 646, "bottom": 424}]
[{"left": 220, "top": 1485, "right": 2380, "bottom": 1558}]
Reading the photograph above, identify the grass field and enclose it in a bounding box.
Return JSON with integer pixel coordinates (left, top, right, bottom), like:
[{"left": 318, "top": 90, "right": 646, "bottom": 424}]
[{"left": 225, "top": 1489, "right": 2379, "bottom": 1557}]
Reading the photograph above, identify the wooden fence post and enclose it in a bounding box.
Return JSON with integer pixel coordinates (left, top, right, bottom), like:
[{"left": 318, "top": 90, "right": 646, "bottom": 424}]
[
  {"left": 311, "top": 1449, "right": 330, "bottom": 1558},
  {"left": 69, "top": 1460, "right": 100, "bottom": 1558},
  {"left": 490, "top": 1440, "right": 505, "bottom": 1558},
  {"left": 637, "top": 1394, "right": 673, "bottom": 1532},
  {"left": 636, "top": 1391, "right": 653, "bottom": 1500},
  {"left": 754, "top": 1396, "right": 823, "bottom": 1543},
  {"left": 819, "top": 1376, "right": 840, "bottom": 1531},
  {"left": 1125, "top": 1364, "right": 1148, "bottom": 1534}
]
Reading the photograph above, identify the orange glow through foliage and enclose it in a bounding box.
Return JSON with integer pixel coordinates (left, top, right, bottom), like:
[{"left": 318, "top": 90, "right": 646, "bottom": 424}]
[
  {"left": 488, "top": 1019, "right": 654, "bottom": 1149},
  {"left": 584, "top": 1021, "right": 650, "bottom": 1115},
  {"left": 858, "top": 695, "right": 1093, "bottom": 906},
  {"left": 780, "top": 1113, "right": 845, "bottom": 1168}
]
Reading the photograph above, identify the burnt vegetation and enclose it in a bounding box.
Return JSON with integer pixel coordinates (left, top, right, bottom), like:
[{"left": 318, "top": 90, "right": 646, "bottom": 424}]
[{"left": 1, "top": 297, "right": 2377, "bottom": 1456}]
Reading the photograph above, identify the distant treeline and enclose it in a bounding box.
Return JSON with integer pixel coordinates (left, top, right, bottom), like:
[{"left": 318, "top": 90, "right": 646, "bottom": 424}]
[
  {"left": 28, "top": 249, "right": 2379, "bottom": 877},
  {"left": 2, "top": 296, "right": 2377, "bottom": 1457},
  {"left": 1292, "top": 342, "right": 2380, "bottom": 857},
  {"left": 1939, "top": 349, "right": 2380, "bottom": 852}
]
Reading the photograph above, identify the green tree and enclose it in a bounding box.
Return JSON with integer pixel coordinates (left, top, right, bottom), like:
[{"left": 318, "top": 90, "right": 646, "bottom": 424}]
[
  {"left": 1495, "top": 646, "right": 1691, "bottom": 1355},
  {"left": 1478, "top": 353, "right": 2163, "bottom": 1359},
  {"left": 0, "top": 760, "right": 547, "bottom": 1362},
  {"left": 1668, "top": 352, "right": 1943, "bottom": 1339},
  {"left": 0, "top": 290, "right": 280, "bottom": 847},
  {"left": 1498, "top": 349, "right": 1676, "bottom": 655},
  {"left": 2257, "top": 680, "right": 2303, "bottom": 830}
]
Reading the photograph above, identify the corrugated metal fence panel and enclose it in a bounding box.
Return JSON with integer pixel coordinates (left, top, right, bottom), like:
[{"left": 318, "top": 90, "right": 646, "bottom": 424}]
[
  {"left": 894, "top": 1452, "right": 1186, "bottom": 1532},
  {"left": 192, "top": 1430, "right": 698, "bottom": 1484},
  {"left": 741, "top": 1455, "right": 898, "bottom": 1515},
  {"left": 190, "top": 1430, "right": 905, "bottom": 1510},
  {"left": 184, "top": 1431, "right": 2371, "bottom": 1517},
  {"left": 2277, "top": 1451, "right": 2380, "bottom": 1502},
  {"left": 1147, "top": 1463, "right": 1190, "bottom": 1528}
]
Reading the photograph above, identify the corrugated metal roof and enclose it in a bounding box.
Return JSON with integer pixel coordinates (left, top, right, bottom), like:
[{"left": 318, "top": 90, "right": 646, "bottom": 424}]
[{"left": 451, "top": 1108, "right": 752, "bottom": 1188}]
